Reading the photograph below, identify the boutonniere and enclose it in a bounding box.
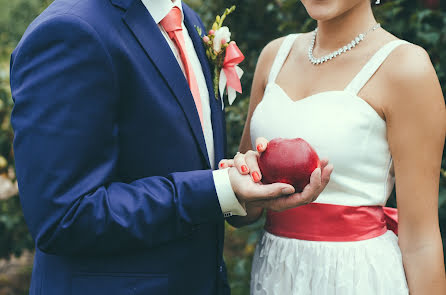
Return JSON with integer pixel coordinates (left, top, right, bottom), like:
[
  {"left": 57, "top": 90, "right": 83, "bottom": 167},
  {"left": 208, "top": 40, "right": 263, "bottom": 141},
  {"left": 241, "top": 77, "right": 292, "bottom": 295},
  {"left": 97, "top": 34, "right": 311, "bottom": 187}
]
[{"left": 196, "top": 6, "right": 244, "bottom": 108}]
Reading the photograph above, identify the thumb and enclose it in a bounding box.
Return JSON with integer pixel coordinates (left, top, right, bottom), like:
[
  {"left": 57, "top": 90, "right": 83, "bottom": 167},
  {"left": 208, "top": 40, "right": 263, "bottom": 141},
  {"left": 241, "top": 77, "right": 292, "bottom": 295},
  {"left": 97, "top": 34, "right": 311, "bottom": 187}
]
[{"left": 253, "top": 182, "right": 295, "bottom": 200}]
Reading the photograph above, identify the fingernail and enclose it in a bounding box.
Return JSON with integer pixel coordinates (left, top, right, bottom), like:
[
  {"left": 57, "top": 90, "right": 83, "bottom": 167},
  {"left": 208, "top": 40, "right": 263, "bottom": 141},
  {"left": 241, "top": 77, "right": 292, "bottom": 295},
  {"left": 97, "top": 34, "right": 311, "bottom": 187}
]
[
  {"left": 282, "top": 187, "right": 294, "bottom": 194},
  {"left": 252, "top": 171, "right": 260, "bottom": 182},
  {"left": 241, "top": 165, "right": 248, "bottom": 173},
  {"left": 256, "top": 144, "right": 263, "bottom": 152},
  {"left": 220, "top": 163, "right": 225, "bottom": 168}
]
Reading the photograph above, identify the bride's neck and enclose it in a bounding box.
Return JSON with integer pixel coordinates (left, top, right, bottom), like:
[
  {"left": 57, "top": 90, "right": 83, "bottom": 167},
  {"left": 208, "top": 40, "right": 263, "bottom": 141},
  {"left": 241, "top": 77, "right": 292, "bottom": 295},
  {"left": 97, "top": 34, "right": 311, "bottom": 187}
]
[{"left": 315, "top": 2, "right": 377, "bottom": 52}]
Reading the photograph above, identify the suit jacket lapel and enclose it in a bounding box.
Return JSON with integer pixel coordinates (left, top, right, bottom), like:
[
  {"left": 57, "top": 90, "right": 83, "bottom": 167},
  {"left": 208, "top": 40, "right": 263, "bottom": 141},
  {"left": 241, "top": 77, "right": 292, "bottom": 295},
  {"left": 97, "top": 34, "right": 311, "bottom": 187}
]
[
  {"left": 183, "top": 6, "right": 226, "bottom": 165},
  {"left": 122, "top": 0, "right": 211, "bottom": 167}
]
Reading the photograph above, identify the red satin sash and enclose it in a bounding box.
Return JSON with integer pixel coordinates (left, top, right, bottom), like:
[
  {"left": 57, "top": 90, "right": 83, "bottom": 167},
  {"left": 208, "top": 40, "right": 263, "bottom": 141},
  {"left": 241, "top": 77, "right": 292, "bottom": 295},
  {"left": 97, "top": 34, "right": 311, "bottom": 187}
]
[{"left": 265, "top": 203, "right": 398, "bottom": 242}]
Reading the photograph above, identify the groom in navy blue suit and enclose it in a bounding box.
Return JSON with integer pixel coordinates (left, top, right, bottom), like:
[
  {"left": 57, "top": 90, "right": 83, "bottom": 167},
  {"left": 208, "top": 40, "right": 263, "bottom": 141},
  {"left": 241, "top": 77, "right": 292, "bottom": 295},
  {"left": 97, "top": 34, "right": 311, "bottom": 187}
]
[{"left": 10, "top": 0, "right": 329, "bottom": 294}]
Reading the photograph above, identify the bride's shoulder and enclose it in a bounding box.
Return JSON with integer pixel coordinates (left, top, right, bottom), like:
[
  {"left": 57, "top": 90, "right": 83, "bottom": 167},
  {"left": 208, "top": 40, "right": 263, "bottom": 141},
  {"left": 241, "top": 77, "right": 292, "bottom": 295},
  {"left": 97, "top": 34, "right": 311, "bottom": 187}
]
[
  {"left": 382, "top": 39, "right": 436, "bottom": 95},
  {"left": 386, "top": 40, "right": 433, "bottom": 82},
  {"left": 259, "top": 32, "right": 312, "bottom": 62},
  {"left": 381, "top": 38, "right": 443, "bottom": 117},
  {"left": 256, "top": 36, "right": 286, "bottom": 68},
  {"left": 256, "top": 33, "right": 312, "bottom": 72}
]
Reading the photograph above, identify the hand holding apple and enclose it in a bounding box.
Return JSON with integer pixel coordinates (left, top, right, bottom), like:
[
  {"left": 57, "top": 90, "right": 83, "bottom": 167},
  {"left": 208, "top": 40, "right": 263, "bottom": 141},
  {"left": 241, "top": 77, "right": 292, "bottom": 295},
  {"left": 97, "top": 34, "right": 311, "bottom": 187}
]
[{"left": 220, "top": 137, "right": 333, "bottom": 211}]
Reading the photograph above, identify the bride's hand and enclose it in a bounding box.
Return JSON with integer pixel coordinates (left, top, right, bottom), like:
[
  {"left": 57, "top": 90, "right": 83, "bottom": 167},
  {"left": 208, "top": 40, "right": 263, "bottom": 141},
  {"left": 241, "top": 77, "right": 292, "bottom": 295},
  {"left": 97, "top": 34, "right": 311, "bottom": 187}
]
[
  {"left": 218, "top": 137, "right": 279, "bottom": 183},
  {"left": 218, "top": 137, "right": 269, "bottom": 182}
]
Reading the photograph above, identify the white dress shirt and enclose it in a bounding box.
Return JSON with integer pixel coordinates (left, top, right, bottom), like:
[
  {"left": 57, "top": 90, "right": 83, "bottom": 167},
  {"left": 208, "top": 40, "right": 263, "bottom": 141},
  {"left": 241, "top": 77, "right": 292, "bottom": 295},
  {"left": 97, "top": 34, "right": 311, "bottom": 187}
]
[{"left": 141, "top": 0, "right": 246, "bottom": 217}]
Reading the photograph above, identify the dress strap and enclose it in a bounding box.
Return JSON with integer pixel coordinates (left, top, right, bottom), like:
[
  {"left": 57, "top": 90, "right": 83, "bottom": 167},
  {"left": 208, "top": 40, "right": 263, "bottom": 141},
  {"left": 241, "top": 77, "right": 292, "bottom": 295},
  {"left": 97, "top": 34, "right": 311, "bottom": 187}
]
[
  {"left": 345, "top": 40, "right": 409, "bottom": 95},
  {"left": 268, "top": 34, "right": 299, "bottom": 83}
]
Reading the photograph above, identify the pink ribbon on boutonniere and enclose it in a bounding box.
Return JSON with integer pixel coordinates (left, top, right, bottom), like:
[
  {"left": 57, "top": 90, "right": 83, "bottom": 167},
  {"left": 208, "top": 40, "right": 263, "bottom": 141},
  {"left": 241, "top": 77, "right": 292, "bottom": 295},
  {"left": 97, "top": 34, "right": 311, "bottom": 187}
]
[{"left": 219, "top": 41, "right": 244, "bottom": 109}]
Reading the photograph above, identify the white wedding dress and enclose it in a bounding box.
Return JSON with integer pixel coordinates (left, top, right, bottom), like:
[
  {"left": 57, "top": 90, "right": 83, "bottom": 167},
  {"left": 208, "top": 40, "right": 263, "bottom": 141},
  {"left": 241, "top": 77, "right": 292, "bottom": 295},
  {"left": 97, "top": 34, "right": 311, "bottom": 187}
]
[{"left": 249, "top": 34, "right": 409, "bottom": 294}]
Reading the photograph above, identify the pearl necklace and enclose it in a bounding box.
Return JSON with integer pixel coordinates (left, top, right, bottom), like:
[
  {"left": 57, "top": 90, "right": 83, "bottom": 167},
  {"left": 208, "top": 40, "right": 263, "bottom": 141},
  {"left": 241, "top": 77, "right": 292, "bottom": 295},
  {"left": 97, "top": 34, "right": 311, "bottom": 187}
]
[{"left": 308, "top": 23, "right": 381, "bottom": 65}]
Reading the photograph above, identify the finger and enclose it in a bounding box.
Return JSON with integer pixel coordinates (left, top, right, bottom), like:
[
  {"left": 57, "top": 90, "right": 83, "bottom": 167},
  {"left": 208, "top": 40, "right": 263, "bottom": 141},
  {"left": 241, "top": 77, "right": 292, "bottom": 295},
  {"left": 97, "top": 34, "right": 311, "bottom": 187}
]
[
  {"left": 276, "top": 193, "right": 312, "bottom": 211},
  {"left": 298, "top": 168, "right": 322, "bottom": 203},
  {"left": 256, "top": 192, "right": 310, "bottom": 212},
  {"left": 218, "top": 159, "right": 234, "bottom": 169},
  {"left": 259, "top": 167, "right": 327, "bottom": 211},
  {"left": 319, "top": 158, "right": 329, "bottom": 169},
  {"left": 310, "top": 167, "right": 322, "bottom": 188},
  {"left": 255, "top": 137, "right": 269, "bottom": 153},
  {"left": 251, "top": 182, "right": 295, "bottom": 201},
  {"left": 245, "top": 150, "right": 262, "bottom": 182},
  {"left": 267, "top": 168, "right": 323, "bottom": 209},
  {"left": 234, "top": 152, "right": 249, "bottom": 175},
  {"left": 321, "top": 164, "right": 333, "bottom": 188}
]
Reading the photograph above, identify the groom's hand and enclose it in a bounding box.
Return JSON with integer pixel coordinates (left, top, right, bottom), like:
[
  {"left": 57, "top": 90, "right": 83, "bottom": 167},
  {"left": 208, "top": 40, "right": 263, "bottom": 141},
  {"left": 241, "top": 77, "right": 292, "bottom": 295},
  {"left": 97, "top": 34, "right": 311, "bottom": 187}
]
[{"left": 228, "top": 166, "right": 296, "bottom": 204}]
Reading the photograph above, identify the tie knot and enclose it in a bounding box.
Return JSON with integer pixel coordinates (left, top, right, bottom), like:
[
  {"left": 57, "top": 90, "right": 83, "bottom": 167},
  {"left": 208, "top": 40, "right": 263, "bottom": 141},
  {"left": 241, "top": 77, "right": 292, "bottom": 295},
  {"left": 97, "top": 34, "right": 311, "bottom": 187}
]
[{"left": 160, "top": 7, "right": 182, "bottom": 33}]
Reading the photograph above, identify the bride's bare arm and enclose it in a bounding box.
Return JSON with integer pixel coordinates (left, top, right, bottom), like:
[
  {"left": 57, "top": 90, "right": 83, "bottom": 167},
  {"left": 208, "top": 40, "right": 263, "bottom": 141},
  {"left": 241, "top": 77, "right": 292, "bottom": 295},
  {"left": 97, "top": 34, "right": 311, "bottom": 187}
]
[
  {"left": 239, "top": 38, "right": 285, "bottom": 153},
  {"left": 385, "top": 44, "right": 446, "bottom": 294},
  {"left": 226, "top": 38, "right": 285, "bottom": 228}
]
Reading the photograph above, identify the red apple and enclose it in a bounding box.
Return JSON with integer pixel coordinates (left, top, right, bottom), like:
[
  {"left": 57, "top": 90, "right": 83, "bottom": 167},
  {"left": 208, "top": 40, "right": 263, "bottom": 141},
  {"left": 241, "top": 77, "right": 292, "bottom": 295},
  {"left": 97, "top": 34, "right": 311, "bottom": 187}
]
[{"left": 258, "top": 138, "right": 320, "bottom": 192}]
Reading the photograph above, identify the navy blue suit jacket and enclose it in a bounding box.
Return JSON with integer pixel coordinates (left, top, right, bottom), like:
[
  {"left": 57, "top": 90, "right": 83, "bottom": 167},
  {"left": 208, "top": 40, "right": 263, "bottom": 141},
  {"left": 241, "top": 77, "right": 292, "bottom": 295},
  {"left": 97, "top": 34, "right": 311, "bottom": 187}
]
[{"left": 10, "top": 0, "right": 230, "bottom": 294}]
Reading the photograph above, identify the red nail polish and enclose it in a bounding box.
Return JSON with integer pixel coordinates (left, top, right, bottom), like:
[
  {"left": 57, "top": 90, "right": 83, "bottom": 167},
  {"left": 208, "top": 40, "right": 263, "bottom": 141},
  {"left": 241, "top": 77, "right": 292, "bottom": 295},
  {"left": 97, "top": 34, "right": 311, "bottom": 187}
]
[
  {"left": 241, "top": 165, "right": 248, "bottom": 173},
  {"left": 220, "top": 163, "right": 225, "bottom": 168},
  {"left": 252, "top": 171, "right": 260, "bottom": 182},
  {"left": 256, "top": 144, "right": 263, "bottom": 152}
]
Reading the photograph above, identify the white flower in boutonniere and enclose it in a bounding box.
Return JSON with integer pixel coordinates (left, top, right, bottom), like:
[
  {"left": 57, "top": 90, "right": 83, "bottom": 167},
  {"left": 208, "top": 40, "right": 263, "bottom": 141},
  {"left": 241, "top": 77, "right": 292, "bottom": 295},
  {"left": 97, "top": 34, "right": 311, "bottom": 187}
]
[
  {"left": 213, "top": 27, "right": 231, "bottom": 53},
  {"left": 196, "top": 6, "right": 244, "bottom": 109}
]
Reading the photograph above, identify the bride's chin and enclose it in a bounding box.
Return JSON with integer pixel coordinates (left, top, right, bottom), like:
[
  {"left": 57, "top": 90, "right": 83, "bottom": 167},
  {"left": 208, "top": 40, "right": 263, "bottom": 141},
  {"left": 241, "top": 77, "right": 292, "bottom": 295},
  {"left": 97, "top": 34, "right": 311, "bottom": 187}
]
[
  {"left": 301, "top": 0, "right": 370, "bottom": 22},
  {"left": 301, "top": 2, "right": 341, "bottom": 21},
  {"left": 306, "top": 9, "right": 338, "bottom": 22}
]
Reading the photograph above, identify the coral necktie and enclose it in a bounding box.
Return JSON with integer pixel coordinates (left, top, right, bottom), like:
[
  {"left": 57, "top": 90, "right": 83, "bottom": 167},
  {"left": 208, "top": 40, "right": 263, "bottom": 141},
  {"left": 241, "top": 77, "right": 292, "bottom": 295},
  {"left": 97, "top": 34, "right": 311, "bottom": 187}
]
[{"left": 160, "top": 7, "right": 204, "bottom": 129}]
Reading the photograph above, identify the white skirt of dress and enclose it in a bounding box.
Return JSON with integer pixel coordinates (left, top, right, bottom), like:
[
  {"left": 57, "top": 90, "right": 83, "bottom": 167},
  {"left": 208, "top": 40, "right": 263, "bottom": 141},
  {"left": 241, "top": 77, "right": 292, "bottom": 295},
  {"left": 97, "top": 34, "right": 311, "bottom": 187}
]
[{"left": 250, "top": 230, "right": 408, "bottom": 295}]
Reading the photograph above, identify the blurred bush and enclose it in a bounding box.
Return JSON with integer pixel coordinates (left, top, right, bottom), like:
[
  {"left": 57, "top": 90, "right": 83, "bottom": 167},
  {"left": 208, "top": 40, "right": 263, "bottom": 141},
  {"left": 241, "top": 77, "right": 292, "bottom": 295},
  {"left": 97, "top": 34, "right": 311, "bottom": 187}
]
[
  {"left": 0, "top": 0, "right": 41, "bottom": 262},
  {"left": 0, "top": 0, "right": 444, "bottom": 294}
]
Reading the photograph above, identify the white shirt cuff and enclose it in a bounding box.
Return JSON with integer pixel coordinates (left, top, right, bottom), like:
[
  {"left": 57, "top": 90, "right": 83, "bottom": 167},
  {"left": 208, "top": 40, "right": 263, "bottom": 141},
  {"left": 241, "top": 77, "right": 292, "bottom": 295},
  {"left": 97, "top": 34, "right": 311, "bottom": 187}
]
[{"left": 212, "top": 168, "right": 247, "bottom": 217}]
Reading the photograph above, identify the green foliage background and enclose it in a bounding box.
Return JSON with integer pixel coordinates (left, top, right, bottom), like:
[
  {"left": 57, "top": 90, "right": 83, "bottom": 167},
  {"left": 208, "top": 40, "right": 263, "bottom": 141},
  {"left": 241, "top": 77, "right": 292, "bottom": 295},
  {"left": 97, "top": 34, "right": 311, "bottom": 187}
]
[{"left": 0, "top": 0, "right": 444, "bottom": 294}]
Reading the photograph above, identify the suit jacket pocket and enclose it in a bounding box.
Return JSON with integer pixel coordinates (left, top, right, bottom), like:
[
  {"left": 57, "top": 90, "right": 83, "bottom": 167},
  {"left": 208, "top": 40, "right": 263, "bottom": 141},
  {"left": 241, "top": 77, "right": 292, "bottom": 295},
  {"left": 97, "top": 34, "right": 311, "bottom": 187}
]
[{"left": 71, "top": 273, "right": 168, "bottom": 295}]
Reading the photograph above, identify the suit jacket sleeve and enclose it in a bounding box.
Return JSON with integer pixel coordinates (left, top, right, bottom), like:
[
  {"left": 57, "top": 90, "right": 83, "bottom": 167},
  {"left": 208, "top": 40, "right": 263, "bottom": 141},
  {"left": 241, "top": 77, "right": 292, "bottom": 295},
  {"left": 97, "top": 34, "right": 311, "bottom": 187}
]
[{"left": 10, "top": 14, "right": 223, "bottom": 255}]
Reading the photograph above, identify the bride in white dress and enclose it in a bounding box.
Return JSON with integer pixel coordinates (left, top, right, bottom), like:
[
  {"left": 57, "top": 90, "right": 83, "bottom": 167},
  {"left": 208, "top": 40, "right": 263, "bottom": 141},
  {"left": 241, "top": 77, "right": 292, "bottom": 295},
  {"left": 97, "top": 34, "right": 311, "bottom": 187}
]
[{"left": 221, "top": 0, "right": 446, "bottom": 294}]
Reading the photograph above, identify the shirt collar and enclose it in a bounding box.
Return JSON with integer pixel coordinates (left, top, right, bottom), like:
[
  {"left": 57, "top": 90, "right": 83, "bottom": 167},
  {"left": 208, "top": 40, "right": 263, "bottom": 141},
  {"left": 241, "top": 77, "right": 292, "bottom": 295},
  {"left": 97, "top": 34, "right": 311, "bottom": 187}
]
[{"left": 141, "top": 0, "right": 184, "bottom": 24}]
